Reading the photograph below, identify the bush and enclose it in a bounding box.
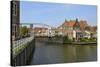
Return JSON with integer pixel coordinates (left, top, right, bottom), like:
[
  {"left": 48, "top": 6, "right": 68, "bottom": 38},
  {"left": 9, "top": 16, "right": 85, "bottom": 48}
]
[
  {"left": 63, "top": 36, "right": 72, "bottom": 43},
  {"left": 80, "top": 38, "right": 97, "bottom": 42}
]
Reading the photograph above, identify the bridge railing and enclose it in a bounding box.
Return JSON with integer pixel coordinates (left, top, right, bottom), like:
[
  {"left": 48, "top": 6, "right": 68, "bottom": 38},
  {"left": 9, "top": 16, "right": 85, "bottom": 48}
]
[{"left": 12, "top": 36, "right": 34, "bottom": 58}]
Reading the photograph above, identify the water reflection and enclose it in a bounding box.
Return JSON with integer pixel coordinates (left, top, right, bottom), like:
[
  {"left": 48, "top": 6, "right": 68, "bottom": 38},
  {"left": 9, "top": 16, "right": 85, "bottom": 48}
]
[
  {"left": 30, "top": 41, "right": 97, "bottom": 65},
  {"left": 76, "top": 45, "right": 97, "bottom": 61}
]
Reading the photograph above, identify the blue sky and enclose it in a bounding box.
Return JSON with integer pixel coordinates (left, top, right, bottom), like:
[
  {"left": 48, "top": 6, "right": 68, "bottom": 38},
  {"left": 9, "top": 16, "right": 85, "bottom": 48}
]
[{"left": 20, "top": 1, "right": 97, "bottom": 27}]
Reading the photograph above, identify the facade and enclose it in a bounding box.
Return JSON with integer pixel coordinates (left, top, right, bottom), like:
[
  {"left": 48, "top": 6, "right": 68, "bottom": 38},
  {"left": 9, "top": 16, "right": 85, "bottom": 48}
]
[
  {"left": 33, "top": 27, "right": 48, "bottom": 36},
  {"left": 90, "top": 26, "right": 97, "bottom": 38},
  {"left": 83, "top": 26, "right": 97, "bottom": 39},
  {"left": 58, "top": 18, "right": 83, "bottom": 40},
  {"left": 33, "top": 27, "right": 56, "bottom": 37},
  {"left": 57, "top": 18, "right": 97, "bottom": 40},
  {"left": 83, "top": 31, "right": 91, "bottom": 39},
  {"left": 11, "top": 1, "right": 20, "bottom": 40}
]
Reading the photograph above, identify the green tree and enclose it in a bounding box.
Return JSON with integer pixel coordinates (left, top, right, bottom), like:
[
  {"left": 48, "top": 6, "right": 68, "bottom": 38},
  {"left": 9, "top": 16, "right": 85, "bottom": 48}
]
[
  {"left": 20, "top": 26, "right": 28, "bottom": 37},
  {"left": 63, "top": 36, "right": 70, "bottom": 43}
]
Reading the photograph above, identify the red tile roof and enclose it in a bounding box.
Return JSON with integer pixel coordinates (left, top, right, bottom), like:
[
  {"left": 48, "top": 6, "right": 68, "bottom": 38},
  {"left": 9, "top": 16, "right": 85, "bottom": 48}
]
[{"left": 62, "top": 20, "right": 76, "bottom": 27}]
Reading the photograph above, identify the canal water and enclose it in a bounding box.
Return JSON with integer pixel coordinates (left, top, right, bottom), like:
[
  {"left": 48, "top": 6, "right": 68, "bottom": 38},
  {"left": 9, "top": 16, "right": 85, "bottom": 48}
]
[{"left": 30, "top": 41, "right": 97, "bottom": 65}]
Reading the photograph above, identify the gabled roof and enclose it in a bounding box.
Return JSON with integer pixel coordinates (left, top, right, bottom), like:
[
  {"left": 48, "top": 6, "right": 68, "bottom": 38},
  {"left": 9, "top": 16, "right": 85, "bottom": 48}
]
[
  {"left": 62, "top": 20, "right": 76, "bottom": 27},
  {"left": 61, "top": 18, "right": 81, "bottom": 28}
]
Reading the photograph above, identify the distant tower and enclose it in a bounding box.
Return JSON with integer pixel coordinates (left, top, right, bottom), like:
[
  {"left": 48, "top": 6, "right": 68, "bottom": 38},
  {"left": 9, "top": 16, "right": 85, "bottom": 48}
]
[
  {"left": 73, "top": 18, "right": 81, "bottom": 30},
  {"left": 76, "top": 18, "right": 78, "bottom": 23},
  {"left": 65, "top": 19, "right": 67, "bottom": 22},
  {"left": 11, "top": 0, "right": 20, "bottom": 40},
  {"left": 30, "top": 24, "right": 33, "bottom": 36}
]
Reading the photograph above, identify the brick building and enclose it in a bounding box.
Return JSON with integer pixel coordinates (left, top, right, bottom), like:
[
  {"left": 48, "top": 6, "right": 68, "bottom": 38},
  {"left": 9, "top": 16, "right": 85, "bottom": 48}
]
[
  {"left": 11, "top": 1, "right": 20, "bottom": 40},
  {"left": 58, "top": 18, "right": 83, "bottom": 40}
]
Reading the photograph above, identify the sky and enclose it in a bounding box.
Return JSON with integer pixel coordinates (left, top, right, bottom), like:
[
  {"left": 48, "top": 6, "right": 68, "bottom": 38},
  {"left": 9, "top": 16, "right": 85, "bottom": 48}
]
[{"left": 20, "top": 1, "right": 97, "bottom": 27}]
